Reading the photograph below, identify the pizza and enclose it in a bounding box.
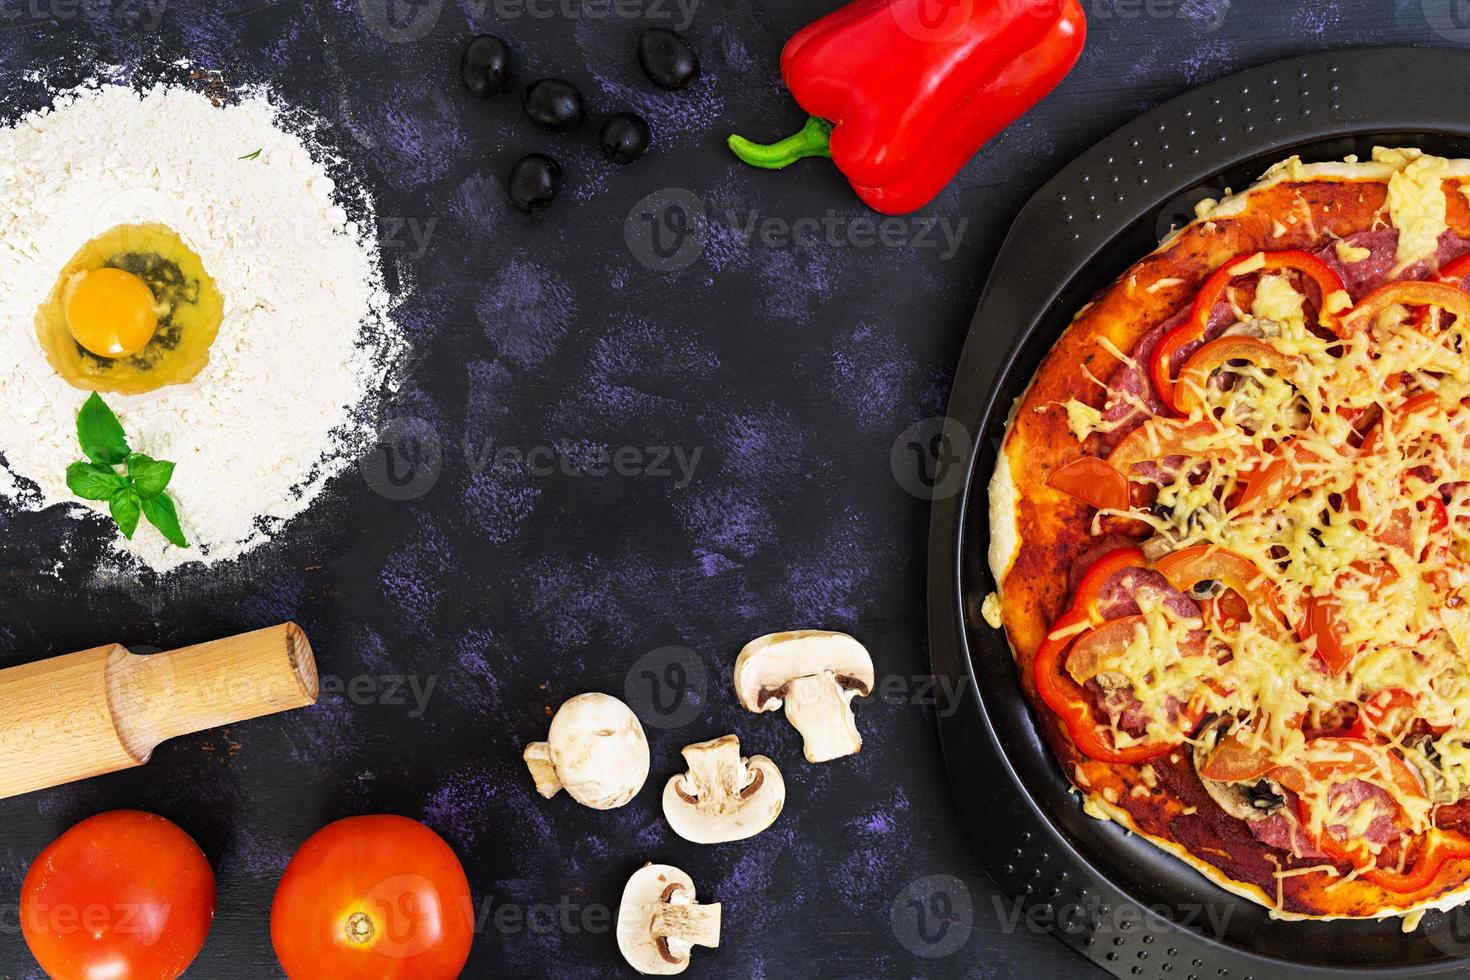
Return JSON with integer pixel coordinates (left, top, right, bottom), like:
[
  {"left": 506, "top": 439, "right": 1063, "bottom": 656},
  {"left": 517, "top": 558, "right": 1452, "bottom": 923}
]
[{"left": 987, "top": 147, "right": 1470, "bottom": 922}]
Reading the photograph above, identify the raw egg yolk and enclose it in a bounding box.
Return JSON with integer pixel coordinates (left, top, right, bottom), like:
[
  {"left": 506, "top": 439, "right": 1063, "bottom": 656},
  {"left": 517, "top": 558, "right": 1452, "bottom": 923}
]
[{"left": 62, "top": 267, "right": 159, "bottom": 359}]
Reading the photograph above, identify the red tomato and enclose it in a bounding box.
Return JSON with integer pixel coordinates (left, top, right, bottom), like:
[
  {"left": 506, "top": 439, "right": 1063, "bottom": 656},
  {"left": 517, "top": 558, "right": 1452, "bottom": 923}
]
[
  {"left": 1046, "top": 456, "right": 1130, "bottom": 512},
  {"left": 1198, "top": 730, "right": 1275, "bottom": 782},
  {"left": 20, "top": 810, "right": 216, "bottom": 980},
  {"left": 271, "top": 815, "right": 474, "bottom": 979}
]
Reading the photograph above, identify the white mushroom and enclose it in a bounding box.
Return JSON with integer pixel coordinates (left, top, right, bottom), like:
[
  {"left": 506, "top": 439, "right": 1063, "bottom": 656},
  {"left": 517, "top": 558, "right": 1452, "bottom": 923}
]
[
  {"left": 661, "top": 734, "right": 785, "bottom": 844},
  {"left": 734, "top": 630, "right": 874, "bottom": 763},
  {"left": 522, "top": 693, "right": 649, "bottom": 809},
  {"left": 616, "top": 863, "right": 721, "bottom": 975}
]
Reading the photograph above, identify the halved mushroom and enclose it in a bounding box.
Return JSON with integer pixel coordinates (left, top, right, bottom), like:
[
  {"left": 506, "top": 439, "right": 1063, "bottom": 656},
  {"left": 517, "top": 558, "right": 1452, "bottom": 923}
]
[
  {"left": 1405, "top": 733, "right": 1464, "bottom": 805},
  {"left": 523, "top": 693, "right": 650, "bottom": 809},
  {"left": 734, "top": 630, "right": 874, "bottom": 763},
  {"left": 616, "top": 863, "right": 721, "bottom": 975},
  {"left": 1192, "top": 717, "right": 1283, "bottom": 821},
  {"left": 662, "top": 734, "right": 785, "bottom": 844}
]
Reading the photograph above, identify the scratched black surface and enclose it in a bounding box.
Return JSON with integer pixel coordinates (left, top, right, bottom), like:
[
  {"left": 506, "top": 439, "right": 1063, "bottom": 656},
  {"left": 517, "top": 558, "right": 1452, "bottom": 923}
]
[{"left": 0, "top": 1, "right": 1462, "bottom": 978}]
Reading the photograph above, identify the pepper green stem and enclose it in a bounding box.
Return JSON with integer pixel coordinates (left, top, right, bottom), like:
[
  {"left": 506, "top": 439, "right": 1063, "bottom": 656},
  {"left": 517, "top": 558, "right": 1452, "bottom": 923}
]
[{"left": 727, "top": 115, "right": 832, "bottom": 170}]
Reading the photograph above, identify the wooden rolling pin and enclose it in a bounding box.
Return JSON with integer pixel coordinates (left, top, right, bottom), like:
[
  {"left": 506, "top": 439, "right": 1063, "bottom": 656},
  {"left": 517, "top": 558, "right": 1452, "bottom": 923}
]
[{"left": 0, "top": 623, "right": 318, "bottom": 800}]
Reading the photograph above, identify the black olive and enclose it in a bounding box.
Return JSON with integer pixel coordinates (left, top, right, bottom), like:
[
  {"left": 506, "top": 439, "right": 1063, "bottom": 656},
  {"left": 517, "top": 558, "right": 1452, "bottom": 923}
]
[
  {"left": 637, "top": 28, "right": 700, "bottom": 91},
  {"left": 507, "top": 154, "right": 561, "bottom": 213},
  {"left": 1189, "top": 579, "right": 1224, "bottom": 600},
  {"left": 461, "top": 35, "right": 512, "bottom": 98},
  {"left": 1245, "top": 779, "right": 1285, "bottom": 812},
  {"left": 598, "top": 112, "right": 650, "bottom": 165},
  {"left": 523, "top": 79, "right": 585, "bottom": 132}
]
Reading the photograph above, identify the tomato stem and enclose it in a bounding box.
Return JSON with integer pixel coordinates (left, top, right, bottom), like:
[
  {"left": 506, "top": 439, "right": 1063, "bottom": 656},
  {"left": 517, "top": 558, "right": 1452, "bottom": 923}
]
[{"left": 346, "top": 911, "right": 375, "bottom": 945}]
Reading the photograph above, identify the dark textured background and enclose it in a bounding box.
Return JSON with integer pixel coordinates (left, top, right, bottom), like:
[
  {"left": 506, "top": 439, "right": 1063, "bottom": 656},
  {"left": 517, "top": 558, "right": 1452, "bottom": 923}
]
[{"left": 0, "top": 1, "right": 1465, "bottom": 977}]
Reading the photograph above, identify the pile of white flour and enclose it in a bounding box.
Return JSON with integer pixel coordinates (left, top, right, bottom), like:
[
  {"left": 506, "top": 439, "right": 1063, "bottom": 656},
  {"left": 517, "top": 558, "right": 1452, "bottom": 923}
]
[{"left": 0, "top": 81, "right": 404, "bottom": 573}]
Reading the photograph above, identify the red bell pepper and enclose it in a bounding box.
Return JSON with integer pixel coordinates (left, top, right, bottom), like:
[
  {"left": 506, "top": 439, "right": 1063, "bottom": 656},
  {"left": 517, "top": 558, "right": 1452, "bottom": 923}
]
[
  {"left": 1172, "top": 336, "right": 1302, "bottom": 416},
  {"left": 1339, "top": 279, "right": 1470, "bottom": 337},
  {"left": 1153, "top": 545, "right": 1287, "bottom": 640},
  {"left": 1032, "top": 548, "right": 1202, "bottom": 764},
  {"left": 727, "top": 0, "right": 1087, "bottom": 215},
  {"left": 1439, "top": 250, "right": 1470, "bottom": 284},
  {"left": 1149, "top": 251, "right": 1348, "bottom": 412},
  {"left": 1265, "top": 736, "right": 1470, "bottom": 893},
  {"left": 1363, "top": 832, "right": 1470, "bottom": 894}
]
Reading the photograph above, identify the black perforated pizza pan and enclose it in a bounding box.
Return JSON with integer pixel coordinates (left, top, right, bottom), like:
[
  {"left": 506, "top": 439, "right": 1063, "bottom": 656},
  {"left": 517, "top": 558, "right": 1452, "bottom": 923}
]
[{"left": 927, "top": 46, "right": 1470, "bottom": 978}]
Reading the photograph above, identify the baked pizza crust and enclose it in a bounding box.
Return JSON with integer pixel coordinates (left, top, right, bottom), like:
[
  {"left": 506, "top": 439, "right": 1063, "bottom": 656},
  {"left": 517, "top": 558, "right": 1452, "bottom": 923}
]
[{"left": 985, "top": 148, "right": 1470, "bottom": 922}]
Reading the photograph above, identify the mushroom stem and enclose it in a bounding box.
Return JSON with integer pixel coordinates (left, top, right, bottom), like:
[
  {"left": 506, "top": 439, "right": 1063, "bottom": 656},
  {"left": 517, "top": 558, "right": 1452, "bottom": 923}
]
[
  {"left": 522, "top": 741, "right": 563, "bottom": 799},
  {"left": 783, "top": 672, "right": 863, "bottom": 763},
  {"left": 680, "top": 736, "right": 752, "bottom": 815},
  {"left": 652, "top": 899, "right": 722, "bottom": 953}
]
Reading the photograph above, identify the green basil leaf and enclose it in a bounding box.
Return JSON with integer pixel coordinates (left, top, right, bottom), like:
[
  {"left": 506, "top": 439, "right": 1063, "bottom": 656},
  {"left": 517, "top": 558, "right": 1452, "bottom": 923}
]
[
  {"left": 77, "top": 393, "right": 130, "bottom": 465},
  {"left": 65, "top": 461, "right": 127, "bottom": 501},
  {"left": 127, "top": 453, "right": 175, "bottom": 499},
  {"left": 142, "top": 493, "right": 188, "bottom": 548},
  {"left": 109, "top": 487, "right": 142, "bottom": 539}
]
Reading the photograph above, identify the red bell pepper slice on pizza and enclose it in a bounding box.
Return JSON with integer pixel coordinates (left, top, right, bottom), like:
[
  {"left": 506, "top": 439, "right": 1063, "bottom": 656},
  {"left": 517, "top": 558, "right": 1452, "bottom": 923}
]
[
  {"left": 1150, "top": 251, "right": 1348, "bottom": 412},
  {"left": 1032, "top": 548, "right": 1203, "bottom": 764}
]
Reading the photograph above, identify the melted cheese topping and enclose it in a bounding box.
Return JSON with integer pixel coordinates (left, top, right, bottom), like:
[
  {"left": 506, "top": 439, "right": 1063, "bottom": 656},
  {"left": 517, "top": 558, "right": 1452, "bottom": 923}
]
[
  {"left": 981, "top": 592, "right": 1003, "bottom": 629},
  {"left": 1379, "top": 147, "right": 1450, "bottom": 272},
  {"left": 1075, "top": 258, "right": 1470, "bottom": 853}
]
